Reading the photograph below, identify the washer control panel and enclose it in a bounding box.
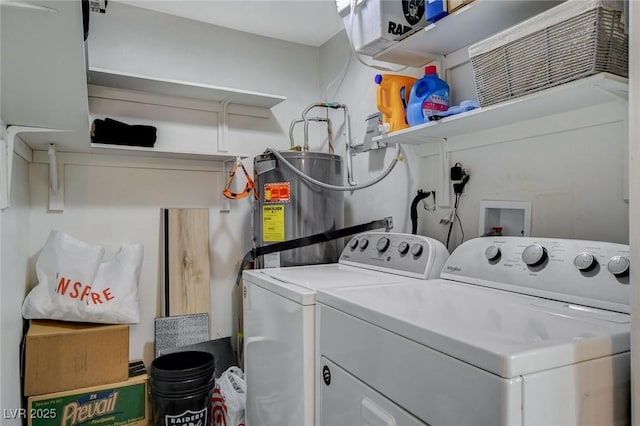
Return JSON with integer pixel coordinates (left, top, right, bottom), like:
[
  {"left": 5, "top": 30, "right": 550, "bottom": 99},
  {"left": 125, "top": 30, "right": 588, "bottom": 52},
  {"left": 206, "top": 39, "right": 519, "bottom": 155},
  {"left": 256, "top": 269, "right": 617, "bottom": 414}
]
[
  {"left": 442, "top": 237, "right": 630, "bottom": 313},
  {"left": 339, "top": 232, "right": 449, "bottom": 279}
]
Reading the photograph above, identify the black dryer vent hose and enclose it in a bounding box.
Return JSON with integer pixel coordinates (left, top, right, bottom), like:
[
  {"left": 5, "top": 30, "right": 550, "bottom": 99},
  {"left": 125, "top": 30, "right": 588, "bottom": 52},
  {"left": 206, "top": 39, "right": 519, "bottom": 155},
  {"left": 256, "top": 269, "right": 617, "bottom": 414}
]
[{"left": 410, "top": 190, "right": 433, "bottom": 235}]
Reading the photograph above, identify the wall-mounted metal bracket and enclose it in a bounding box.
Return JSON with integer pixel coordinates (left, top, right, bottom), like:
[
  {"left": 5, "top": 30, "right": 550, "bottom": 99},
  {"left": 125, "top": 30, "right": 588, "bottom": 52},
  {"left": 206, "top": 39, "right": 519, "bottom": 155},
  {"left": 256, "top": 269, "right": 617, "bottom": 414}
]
[
  {"left": 47, "top": 144, "right": 65, "bottom": 212},
  {"left": 217, "top": 98, "right": 232, "bottom": 154},
  {"left": 219, "top": 158, "right": 234, "bottom": 213},
  {"left": 436, "top": 140, "right": 451, "bottom": 208},
  {"left": 1, "top": 126, "right": 64, "bottom": 210}
]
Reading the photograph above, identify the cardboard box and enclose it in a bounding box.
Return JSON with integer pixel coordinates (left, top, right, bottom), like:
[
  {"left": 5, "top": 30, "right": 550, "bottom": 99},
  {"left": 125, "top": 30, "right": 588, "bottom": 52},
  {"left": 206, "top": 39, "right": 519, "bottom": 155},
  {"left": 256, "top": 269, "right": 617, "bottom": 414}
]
[
  {"left": 447, "top": 0, "right": 474, "bottom": 13},
  {"left": 27, "top": 362, "right": 148, "bottom": 426},
  {"left": 24, "top": 320, "right": 129, "bottom": 396}
]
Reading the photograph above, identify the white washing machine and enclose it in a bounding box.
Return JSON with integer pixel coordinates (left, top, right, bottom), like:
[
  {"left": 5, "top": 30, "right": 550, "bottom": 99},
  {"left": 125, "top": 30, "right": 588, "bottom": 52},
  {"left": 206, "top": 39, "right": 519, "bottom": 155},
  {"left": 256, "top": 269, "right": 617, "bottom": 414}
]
[
  {"left": 316, "top": 236, "right": 631, "bottom": 426},
  {"left": 242, "top": 232, "right": 450, "bottom": 426}
]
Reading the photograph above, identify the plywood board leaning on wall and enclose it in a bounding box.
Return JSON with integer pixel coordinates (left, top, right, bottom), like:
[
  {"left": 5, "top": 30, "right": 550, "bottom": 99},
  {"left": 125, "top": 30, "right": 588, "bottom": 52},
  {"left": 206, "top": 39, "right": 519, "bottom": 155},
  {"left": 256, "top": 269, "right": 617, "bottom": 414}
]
[{"left": 163, "top": 208, "right": 211, "bottom": 316}]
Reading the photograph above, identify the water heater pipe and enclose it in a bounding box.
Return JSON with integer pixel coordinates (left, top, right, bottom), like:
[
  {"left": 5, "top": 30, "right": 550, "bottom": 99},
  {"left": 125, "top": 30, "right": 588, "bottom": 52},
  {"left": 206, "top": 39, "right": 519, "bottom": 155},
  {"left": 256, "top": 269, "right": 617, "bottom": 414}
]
[
  {"left": 289, "top": 117, "right": 333, "bottom": 154},
  {"left": 275, "top": 102, "right": 402, "bottom": 191},
  {"left": 264, "top": 144, "right": 401, "bottom": 192},
  {"left": 301, "top": 102, "right": 356, "bottom": 185}
]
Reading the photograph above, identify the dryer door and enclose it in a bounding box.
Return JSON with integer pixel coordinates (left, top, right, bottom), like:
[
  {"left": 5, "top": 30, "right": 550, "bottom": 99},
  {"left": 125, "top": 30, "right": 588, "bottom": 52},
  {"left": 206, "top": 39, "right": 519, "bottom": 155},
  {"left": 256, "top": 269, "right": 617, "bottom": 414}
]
[
  {"left": 243, "top": 280, "right": 315, "bottom": 425},
  {"left": 319, "top": 357, "right": 425, "bottom": 426}
]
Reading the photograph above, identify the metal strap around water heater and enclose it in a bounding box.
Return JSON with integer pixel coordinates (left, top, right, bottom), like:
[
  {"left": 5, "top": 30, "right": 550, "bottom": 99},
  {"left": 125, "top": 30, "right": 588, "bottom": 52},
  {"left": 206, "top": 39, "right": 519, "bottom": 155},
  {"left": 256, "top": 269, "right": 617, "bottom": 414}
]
[{"left": 235, "top": 216, "right": 394, "bottom": 285}]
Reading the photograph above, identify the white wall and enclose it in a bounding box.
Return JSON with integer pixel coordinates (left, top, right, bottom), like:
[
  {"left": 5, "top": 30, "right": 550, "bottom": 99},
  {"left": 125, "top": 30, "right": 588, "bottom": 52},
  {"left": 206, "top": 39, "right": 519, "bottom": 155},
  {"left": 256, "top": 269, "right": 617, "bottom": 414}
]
[
  {"left": 1, "top": 152, "right": 30, "bottom": 420},
  {"left": 417, "top": 104, "right": 628, "bottom": 247},
  {"left": 86, "top": 2, "right": 325, "bottom": 153},
  {"left": 319, "top": 32, "right": 629, "bottom": 250},
  {"left": 318, "top": 32, "right": 425, "bottom": 232},
  {"left": 28, "top": 159, "right": 226, "bottom": 363},
  {"left": 25, "top": 2, "right": 324, "bottom": 367}
]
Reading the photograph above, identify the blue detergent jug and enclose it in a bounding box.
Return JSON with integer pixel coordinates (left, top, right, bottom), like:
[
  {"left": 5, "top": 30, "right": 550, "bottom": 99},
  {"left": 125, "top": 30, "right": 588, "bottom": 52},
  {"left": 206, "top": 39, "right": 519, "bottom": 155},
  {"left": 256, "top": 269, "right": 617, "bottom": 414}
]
[
  {"left": 426, "top": 0, "right": 448, "bottom": 23},
  {"left": 406, "top": 65, "right": 450, "bottom": 126}
]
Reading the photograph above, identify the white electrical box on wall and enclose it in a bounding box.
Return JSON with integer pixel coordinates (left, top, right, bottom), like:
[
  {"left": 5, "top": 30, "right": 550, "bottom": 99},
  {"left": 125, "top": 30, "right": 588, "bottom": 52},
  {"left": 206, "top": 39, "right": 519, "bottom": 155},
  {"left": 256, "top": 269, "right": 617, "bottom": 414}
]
[{"left": 479, "top": 200, "right": 531, "bottom": 237}]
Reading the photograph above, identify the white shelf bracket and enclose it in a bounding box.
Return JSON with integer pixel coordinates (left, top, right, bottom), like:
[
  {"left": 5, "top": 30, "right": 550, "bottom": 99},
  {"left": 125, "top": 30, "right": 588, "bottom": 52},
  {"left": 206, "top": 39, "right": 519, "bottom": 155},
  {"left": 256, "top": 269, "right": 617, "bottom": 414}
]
[
  {"left": 1, "top": 125, "right": 64, "bottom": 210},
  {"left": 436, "top": 140, "right": 451, "bottom": 208},
  {"left": 217, "top": 98, "right": 232, "bottom": 153},
  {"left": 219, "top": 158, "right": 234, "bottom": 213},
  {"left": 0, "top": 136, "right": 12, "bottom": 210},
  {"left": 48, "top": 144, "right": 58, "bottom": 195},
  {"left": 47, "top": 144, "right": 65, "bottom": 212}
]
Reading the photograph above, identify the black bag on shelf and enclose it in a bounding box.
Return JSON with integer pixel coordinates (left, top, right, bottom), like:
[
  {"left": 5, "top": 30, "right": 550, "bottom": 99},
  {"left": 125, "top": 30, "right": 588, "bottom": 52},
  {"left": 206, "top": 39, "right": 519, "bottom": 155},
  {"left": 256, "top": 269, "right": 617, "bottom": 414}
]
[{"left": 91, "top": 117, "right": 157, "bottom": 148}]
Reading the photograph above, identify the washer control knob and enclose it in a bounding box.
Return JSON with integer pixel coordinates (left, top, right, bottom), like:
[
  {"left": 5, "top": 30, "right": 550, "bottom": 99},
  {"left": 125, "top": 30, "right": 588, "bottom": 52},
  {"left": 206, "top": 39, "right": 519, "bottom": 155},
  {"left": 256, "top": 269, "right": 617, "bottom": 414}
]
[
  {"left": 485, "top": 246, "right": 501, "bottom": 261},
  {"left": 522, "top": 244, "right": 548, "bottom": 267},
  {"left": 376, "top": 237, "right": 390, "bottom": 253},
  {"left": 360, "top": 238, "right": 369, "bottom": 250},
  {"left": 410, "top": 244, "right": 423, "bottom": 257},
  {"left": 607, "top": 256, "right": 630, "bottom": 276},
  {"left": 398, "top": 241, "right": 410, "bottom": 255},
  {"left": 574, "top": 252, "right": 596, "bottom": 271},
  {"left": 349, "top": 238, "right": 359, "bottom": 250}
]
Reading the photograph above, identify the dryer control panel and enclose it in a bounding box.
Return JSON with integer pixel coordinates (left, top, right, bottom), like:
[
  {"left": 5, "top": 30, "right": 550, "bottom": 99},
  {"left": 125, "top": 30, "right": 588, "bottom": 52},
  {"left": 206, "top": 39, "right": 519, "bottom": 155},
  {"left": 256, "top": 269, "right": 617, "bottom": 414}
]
[
  {"left": 441, "top": 237, "right": 630, "bottom": 313},
  {"left": 339, "top": 232, "right": 449, "bottom": 280}
]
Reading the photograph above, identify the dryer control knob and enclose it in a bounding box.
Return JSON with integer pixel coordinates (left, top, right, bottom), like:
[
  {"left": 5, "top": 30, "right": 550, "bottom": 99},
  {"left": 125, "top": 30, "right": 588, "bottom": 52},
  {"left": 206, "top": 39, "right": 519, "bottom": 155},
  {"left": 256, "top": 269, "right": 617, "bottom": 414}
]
[
  {"left": 376, "top": 237, "right": 390, "bottom": 253},
  {"left": 360, "top": 238, "right": 369, "bottom": 250},
  {"left": 398, "top": 241, "right": 410, "bottom": 255},
  {"left": 607, "top": 256, "right": 630, "bottom": 276},
  {"left": 522, "top": 244, "right": 548, "bottom": 267},
  {"left": 410, "top": 244, "right": 423, "bottom": 257},
  {"left": 349, "top": 238, "right": 359, "bottom": 250},
  {"left": 485, "top": 246, "right": 501, "bottom": 261},
  {"left": 574, "top": 252, "right": 596, "bottom": 271}
]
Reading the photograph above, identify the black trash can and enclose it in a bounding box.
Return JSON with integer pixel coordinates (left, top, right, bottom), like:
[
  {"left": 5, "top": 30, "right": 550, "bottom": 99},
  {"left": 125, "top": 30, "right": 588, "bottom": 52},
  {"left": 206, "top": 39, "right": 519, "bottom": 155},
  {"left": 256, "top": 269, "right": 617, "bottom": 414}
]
[{"left": 150, "top": 351, "right": 215, "bottom": 426}]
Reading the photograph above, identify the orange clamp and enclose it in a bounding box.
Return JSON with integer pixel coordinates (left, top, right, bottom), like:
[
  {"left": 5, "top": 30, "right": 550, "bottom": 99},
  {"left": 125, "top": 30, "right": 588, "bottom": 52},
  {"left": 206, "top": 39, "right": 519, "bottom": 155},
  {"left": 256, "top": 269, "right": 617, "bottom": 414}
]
[{"left": 223, "top": 159, "right": 255, "bottom": 200}]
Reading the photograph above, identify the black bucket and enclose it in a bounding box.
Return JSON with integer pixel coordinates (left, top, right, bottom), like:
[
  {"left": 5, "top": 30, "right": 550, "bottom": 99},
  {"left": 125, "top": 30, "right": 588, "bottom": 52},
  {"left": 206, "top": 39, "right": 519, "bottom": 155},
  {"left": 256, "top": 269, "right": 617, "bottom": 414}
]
[{"left": 150, "top": 351, "right": 215, "bottom": 426}]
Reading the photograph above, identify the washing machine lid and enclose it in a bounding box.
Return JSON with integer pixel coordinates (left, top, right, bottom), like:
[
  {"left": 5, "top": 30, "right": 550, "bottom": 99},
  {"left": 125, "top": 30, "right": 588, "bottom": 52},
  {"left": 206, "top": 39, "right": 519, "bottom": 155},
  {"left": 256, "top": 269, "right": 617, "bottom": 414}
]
[
  {"left": 316, "top": 279, "right": 630, "bottom": 378},
  {"left": 243, "top": 264, "right": 417, "bottom": 305}
]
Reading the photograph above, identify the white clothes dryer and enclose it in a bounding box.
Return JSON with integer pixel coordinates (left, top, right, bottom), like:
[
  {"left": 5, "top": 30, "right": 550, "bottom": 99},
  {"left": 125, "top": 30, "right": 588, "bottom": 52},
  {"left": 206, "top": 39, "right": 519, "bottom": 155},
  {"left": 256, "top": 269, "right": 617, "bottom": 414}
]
[
  {"left": 242, "top": 232, "right": 449, "bottom": 426},
  {"left": 316, "top": 236, "right": 631, "bottom": 426}
]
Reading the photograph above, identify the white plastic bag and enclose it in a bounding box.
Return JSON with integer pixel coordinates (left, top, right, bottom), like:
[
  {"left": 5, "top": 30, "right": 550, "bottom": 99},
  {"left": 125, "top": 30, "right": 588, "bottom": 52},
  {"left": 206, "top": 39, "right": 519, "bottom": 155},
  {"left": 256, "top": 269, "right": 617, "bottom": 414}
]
[
  {"left": 211, "top": 366, "right": 246, "bottom": 426},
  {"left": 21, "top": 230, "right": 143, "bottom": 324}
]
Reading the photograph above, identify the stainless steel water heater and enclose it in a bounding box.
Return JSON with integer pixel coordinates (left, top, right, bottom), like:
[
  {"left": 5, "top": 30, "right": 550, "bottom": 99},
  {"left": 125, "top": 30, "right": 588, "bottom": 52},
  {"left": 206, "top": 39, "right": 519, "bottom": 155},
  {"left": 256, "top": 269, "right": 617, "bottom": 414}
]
[{"left": 253, "top": 151, "right": 344, "bottom": 268}]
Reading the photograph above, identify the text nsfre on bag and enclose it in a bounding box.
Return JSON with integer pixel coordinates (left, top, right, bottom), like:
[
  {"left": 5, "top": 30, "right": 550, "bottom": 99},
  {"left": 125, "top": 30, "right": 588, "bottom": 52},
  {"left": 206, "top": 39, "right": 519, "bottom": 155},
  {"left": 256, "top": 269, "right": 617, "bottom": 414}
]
[{"left": 55, "top": 274, "right": 116, "bottom": 305}]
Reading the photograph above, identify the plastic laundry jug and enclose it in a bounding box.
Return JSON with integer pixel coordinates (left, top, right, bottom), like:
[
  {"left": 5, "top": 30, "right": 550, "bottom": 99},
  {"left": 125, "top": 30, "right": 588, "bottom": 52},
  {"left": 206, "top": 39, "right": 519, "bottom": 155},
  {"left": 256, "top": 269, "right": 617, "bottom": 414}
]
[
  {"left": 406, "top": 65, "right": 450, "bottom": 126},
  {"left": 375, "top": 74, "right": 417, "bottom": 133},
  {"left": 426, "top": 0, "right": 448, "bottom": 23}
]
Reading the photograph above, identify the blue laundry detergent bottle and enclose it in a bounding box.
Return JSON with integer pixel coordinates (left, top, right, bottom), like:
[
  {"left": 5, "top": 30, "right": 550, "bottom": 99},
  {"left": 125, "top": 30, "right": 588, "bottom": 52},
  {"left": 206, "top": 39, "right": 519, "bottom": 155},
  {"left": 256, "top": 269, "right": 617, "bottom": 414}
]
[
  {"left": 406, "top": 65, "right": 450, "bottom": 126},
  {"left": 426, "top": 0, "right": 448, "bottom": 23}
]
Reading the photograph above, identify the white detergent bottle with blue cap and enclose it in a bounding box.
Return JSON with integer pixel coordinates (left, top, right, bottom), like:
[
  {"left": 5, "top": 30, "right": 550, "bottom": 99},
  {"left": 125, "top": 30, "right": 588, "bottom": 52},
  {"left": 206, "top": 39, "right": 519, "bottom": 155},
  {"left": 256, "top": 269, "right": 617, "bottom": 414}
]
[{"left": 406, "top": 65, "right": 450, "bottom": 126}]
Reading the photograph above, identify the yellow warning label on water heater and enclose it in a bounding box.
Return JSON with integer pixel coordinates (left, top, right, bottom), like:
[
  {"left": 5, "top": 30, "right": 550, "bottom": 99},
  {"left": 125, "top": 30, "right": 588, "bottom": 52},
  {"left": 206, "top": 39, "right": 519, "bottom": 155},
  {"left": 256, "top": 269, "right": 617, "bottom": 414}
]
[{"left": 263, "top": 205, "right": 285, "bottom": 242}]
